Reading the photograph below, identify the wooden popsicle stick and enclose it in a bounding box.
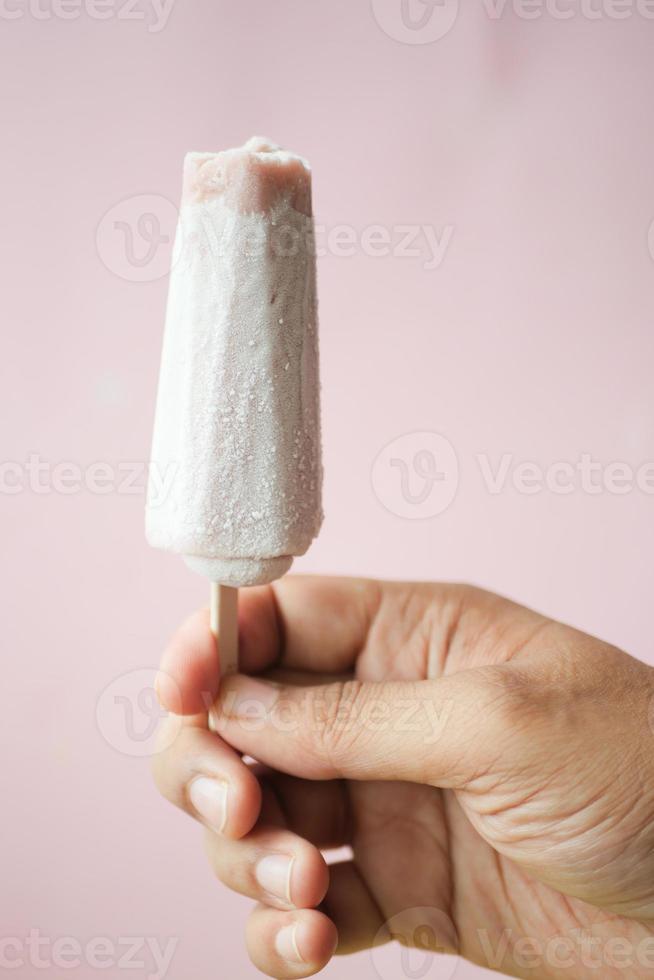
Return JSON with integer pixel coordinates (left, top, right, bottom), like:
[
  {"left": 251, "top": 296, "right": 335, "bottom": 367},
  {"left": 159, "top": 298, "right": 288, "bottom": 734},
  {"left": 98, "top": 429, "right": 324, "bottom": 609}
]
[{"left": 210, "top": 583, "right": 239, "bottom": 677}]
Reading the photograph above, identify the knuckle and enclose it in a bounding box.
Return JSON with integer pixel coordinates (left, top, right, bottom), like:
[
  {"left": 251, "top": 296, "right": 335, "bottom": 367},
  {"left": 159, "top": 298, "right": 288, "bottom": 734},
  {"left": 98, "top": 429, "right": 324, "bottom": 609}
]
[
  {"left": 150, "top": 718, "right": 188, "bottom": 802},
  {"left": 150, "top": 752, "right": 164, "bottom": 793},
  {"left": 202, "top": 828, "right": 228, "bottom": 879},
  {"left": 473, "top": 664, "right": 535, "bottom": 732},
  {"left": 150, "top": 722, "right": 174, "bottom": 792},
  {"left": 306, "top": 680, "right": 367, "bottom": 767}
]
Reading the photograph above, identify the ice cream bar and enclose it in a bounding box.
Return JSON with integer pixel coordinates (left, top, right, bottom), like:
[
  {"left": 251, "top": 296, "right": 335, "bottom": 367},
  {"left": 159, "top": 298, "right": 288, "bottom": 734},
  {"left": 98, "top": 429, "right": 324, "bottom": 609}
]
[{"left": 146, "top": 137, "right": 323, "bottom": 590}]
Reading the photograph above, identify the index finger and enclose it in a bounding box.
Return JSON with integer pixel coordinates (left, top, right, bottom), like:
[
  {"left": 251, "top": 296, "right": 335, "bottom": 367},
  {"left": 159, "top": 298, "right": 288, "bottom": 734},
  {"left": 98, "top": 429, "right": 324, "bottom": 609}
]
[{"left": 156, "top": 576, "right": 380, "bottom": 715}]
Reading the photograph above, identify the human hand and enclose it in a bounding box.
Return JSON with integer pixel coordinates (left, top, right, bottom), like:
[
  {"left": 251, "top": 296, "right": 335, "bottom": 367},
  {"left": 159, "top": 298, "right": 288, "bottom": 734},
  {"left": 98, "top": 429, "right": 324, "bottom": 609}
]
[{"left": 153, "top": 577, "right": 654, "bottom": 979}]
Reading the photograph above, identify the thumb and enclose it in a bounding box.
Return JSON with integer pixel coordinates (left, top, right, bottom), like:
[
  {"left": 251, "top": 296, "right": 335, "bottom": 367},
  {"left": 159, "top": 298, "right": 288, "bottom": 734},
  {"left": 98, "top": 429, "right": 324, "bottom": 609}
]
[{"left": 211, "top": 669, "right": 512, "bottom": 787}]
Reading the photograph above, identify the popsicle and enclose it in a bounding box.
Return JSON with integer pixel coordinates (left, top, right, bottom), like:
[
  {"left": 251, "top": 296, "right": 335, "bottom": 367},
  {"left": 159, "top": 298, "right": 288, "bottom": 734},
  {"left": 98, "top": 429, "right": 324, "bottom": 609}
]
[{"left": 146, "top": 137, "right": 323, "bottom": 673}]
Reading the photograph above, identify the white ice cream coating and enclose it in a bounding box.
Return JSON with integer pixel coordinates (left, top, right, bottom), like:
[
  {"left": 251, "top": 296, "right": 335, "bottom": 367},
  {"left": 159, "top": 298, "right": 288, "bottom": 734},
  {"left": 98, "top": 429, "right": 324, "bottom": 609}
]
[{"left": 146, "top": 137, "right": 323, "bottom": 587}]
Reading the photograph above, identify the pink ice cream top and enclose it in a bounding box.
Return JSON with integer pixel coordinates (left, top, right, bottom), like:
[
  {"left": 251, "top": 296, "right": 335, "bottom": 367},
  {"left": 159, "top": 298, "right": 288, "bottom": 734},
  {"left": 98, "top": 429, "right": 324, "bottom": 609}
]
[{"left": 182, "top": 136, "right": 312, "bottom": 216}]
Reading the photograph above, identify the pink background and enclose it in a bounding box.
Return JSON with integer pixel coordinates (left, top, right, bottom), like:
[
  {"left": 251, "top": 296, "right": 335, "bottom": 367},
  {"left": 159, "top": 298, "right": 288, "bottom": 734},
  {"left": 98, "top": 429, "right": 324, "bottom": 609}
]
[{"left": 2, "top": 2, "right": 654, "bottom": 977}]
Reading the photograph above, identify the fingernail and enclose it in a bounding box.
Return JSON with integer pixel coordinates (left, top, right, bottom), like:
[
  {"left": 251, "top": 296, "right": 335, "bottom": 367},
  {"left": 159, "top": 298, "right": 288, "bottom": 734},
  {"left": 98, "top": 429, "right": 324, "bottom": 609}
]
[
  {"left": 255, "top": 854, "right": 294, "bottom": 904},
  {"left": 218, "top": 675, "right": 279, "bottom": 720},
  {"left": 275, "top": 923, "right": 304, "bottom": 964},
  {"left": 188, "top": 777, "right": 228, "bottom": 834}
]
